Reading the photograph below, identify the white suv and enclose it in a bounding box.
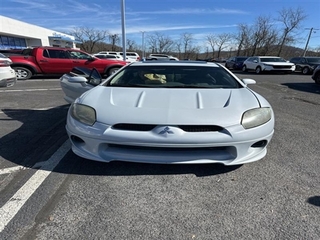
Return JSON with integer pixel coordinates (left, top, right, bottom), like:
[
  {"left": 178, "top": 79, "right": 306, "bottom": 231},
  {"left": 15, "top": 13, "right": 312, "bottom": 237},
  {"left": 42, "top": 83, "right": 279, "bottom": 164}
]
[
  {"left": 118, "top": 52, "right": 140, "bottom": 61},
  {"left": 0, "top": 53, "right": 16, "bottom": 87},
  {"left": 96, "top": 51, "right": 140, "bottom": 61},
  {"left": 147, "top": 54, "right": 179, "bottom": 61},
  {"left": 242, "top": 56, "right": 295, "bottom": 74}
]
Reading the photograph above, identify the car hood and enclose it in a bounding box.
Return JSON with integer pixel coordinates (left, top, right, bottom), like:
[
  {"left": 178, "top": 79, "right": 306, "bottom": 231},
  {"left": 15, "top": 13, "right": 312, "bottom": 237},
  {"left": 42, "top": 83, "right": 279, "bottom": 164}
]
[{"left": 79, "top": 87, "right": 261, "bottom": 126}]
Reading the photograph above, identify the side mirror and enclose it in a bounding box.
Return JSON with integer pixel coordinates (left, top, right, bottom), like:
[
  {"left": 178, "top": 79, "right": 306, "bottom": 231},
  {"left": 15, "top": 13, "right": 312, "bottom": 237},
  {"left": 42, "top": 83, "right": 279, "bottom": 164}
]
[
  {"left": 242, "top": 78, "right": 256, "bottom": 85},
  {"left": 67, "top": 75, "right": 88, "bottom": 84}
]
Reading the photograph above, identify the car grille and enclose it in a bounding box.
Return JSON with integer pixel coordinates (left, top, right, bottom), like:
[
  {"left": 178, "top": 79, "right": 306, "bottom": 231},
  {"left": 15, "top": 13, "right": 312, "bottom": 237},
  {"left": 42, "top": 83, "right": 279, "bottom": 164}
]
[
  {"left": 112, "top": 123, "right": 223, "bottom": 132},
  {"left": 273, "top": 65, "right": 292, "bottom": 69}
]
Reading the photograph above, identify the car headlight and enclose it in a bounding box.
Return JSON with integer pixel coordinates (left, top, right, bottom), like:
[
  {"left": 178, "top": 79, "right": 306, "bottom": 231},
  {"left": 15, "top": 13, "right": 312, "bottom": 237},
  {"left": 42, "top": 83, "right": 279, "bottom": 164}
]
[
  {"left": 70, "top": 103, "right": 96, "bottom": 126},
  {"left": 241, "top": 107, "right": 272, "bottom": 129}
]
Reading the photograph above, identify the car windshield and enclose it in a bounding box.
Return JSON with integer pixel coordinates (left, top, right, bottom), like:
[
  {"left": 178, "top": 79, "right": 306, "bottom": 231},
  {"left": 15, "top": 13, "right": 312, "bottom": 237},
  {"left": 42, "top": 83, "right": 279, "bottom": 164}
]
[
  {"left": 105, "top": 65, "right": 242, "bottom": 88},
  {"left": 306, "top": 57, "right": 320, "bottom": 63},
  {"left": 261, "top": 57, "right": 286, "bottom": 62}
]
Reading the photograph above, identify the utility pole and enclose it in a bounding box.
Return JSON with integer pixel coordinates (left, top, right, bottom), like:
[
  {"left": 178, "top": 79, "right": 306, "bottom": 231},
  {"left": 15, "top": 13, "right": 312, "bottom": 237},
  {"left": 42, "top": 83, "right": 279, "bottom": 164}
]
[
  {"left": 121, "top": 0, "right": 126, "bottom": 61},
  {"left": 140, "top": 31, "right": 146, "bottom": 60},
  {"left": 303, "top": 27, "right": 319, "bottom": 57}
]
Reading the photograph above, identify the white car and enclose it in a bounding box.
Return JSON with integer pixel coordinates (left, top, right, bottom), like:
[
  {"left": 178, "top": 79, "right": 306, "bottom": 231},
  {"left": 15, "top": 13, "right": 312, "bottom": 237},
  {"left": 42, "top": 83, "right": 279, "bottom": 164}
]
[
  {"left": 96, "top": 51, "right": 140, "bottom": 62},
  {"left": 60, "top": 61, "right": 274, "bottom": 165},
  {"left": 93, "top": 54, "right": 134, "bottom": 63},
  {"left": 242, "top": 56, "right": 295, "bottom": 74},
  {"left": 147, "top": 54, "right": 179, "bottom": 61},
  {"left": 0, "top": 53, "right": 16, "bottom": 87}
]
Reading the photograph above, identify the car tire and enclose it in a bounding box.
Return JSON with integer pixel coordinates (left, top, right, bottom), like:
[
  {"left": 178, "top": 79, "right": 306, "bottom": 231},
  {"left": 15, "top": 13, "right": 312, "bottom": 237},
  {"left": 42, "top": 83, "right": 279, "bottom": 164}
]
[
  {"left": 302, "top": 67, "right": 309, "bottom": 75},
  {"left": 13, "top": 66, "right": 33, "bottom": 80},
  {"left": 255, "top": 66, "right": 262, "bottom": 74},
  {"left": 107, "top": 67, "right": 120, "bottom": 76},
  {"left": 314, "top": 73, "right": 320, "bottom": 85},
  {"left": 242, "top": 65, "right": 247, "bottom": 72}
]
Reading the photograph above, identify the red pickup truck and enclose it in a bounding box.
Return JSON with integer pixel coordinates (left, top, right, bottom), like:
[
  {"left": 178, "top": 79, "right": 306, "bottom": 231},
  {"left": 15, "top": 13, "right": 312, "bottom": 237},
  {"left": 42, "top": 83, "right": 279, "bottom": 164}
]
[{"left": 9, "top": 47, "right": 127, "bottom": 80}]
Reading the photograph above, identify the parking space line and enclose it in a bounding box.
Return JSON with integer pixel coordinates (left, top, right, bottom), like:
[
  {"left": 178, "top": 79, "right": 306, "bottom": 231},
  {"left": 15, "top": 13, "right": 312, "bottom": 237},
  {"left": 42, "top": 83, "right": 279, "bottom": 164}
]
[
  {"left": 0, "top": 140, "right": 70, "bottom": 232},
  {"left": 0, "top": 166, "right": 26, "bottom": 175},
  {"left": 0, "top": 88, "right": 61, "bottom": 93}
]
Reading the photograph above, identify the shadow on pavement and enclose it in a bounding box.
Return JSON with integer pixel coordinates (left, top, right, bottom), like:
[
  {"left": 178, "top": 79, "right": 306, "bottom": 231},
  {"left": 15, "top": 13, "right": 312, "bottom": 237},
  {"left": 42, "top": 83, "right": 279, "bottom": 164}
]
[
  {"left": 282, "top": 82, "right": 320, "bottom": 94},
  {"left": 307, "top": 196, "right": 320, "bottom": 207}
]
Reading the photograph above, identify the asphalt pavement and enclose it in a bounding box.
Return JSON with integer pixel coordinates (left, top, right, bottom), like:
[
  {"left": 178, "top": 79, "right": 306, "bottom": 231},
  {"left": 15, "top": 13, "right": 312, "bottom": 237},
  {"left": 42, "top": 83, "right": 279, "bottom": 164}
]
[{"left": 0, "top": 73, "right": 319, "bottom": 240}]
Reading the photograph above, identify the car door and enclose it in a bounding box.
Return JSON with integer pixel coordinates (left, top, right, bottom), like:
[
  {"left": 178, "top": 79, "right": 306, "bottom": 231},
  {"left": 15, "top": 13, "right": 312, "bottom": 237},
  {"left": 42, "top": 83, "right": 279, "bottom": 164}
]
[
  {"left": 68, "top": 50, "right": 94, "bottom": 69},
  {"left": 39, "top": 49, "right": 73, "bottom": 74},
  {"left": 60, "top": 67, "right": 102, "bottom": 103},
  {"left": 246, "top": 57, "right": 255, "bottom": 70}
]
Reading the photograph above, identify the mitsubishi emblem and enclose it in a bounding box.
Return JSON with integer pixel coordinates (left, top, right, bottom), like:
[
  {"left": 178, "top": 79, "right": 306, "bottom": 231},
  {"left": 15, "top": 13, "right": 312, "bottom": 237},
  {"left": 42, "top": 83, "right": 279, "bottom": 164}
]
[{"left": 158, "top": 126, "right": 174, "bottom": 135}]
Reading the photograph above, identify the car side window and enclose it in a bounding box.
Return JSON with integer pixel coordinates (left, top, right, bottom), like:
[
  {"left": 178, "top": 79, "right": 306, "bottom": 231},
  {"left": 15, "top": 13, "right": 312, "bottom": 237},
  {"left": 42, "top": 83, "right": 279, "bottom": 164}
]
[
  {"left": 43, "top": 49, "right": 68, "bottom": 59},
  {"left": 68, "top": 51, "right": 91, "bottom": 60}
]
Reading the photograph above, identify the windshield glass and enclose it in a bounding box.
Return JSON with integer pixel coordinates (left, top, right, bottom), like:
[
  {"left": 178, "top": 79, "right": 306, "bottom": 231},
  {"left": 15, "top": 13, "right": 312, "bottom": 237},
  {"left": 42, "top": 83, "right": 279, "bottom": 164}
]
[
  {"left": 105, "top": 65, "right": 242, "bottom": 88},
  {"left": 306, "top": 57, "right": 320, "bottom": 63},
  {"left": 261, "top": 57, "right": 286, "bottom": 62},
  {"left": 236, "top": 57, "right": 247, "bottom": 61}
]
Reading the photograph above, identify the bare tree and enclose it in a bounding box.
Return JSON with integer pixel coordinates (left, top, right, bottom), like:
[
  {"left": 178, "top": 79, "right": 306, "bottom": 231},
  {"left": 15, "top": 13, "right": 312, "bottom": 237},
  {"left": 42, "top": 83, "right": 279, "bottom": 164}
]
[
  {"left": 181, "top": 32, "right": 194, "bottom": 59},
  {"left": 235, "top": 24, "right": 251, "bottom": 56},
  {"left": 147, "top": 32, "right": 174, "bottom": 53},
  {"left": 250, "top": 16, "right": 275, "bottom": 56},
  {"left": 276, "top": 7, "right": 307, "bottom": 56},
  {"left": 215, "top": 33, "right": 232, "bottom": 59},
  {"left": 206, "top": 34, "right": 216, "bottom": 58},
  {"left": 69, "top": 27, "right": 109, "bottom": 53},
  {"left": 109, "top": 34, "right": 120, "bottom": 51},
  {"left": 126, "top": 39, "right": 137, "bottom": 51}
]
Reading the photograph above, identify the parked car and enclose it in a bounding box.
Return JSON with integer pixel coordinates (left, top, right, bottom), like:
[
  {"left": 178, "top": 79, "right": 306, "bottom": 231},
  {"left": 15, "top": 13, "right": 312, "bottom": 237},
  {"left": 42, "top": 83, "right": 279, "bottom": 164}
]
[
  {"left": 93, "top": 54, "right": 134, "bottom": 63},
  {"left": 146, "top": 54, "right": 179, "bottom": 61},
  {"left": 289, "top": 56, "right": 320, "bottom": 75},
  {"left": 9, "top": 47, "right": 127, "bottom": 80},
  {"left": 242, "top": 56, "right": 295, "bottom": 74},
  {"left": 311, "top": 65, "right": 320, "bottom": 85},
  {"left": 96, "top": 51, "right": 140, "bottom": 61},
  {"left": 118, "top": 52, "right": 140, "bottom": 61},
  {"left": 93, "top": 54, "right": 122, "bottom": 60},
  {"left": 60, "top": 61, "right": 274, "bottom": 165},
  {"left": 225, "top": 56, "right": 248, "bottom": 70},
  {"left": 0, "top": 53, "right": 16, "bottom": 87}
]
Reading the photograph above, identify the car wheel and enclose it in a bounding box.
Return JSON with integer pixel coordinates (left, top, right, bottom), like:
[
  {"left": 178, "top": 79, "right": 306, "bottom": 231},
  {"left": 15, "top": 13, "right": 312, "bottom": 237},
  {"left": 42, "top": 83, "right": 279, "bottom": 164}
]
[
  {"left": 242, "top": 65, "right": 247, "bottom": 72},
  {"left": 315, "top": 73, "right": 320, "bottom": 85},
  {"left": 13, "top": 67, "right": 33, "bottom": 80},
  {"left": 108, "top": 67, "right": 120, "bottom": 76},
  {"left": 302, "top": 67, "right": 309, "bottom": 75},
  {"left": 255, "top": 66, "right": 262, "bottom": 74}
]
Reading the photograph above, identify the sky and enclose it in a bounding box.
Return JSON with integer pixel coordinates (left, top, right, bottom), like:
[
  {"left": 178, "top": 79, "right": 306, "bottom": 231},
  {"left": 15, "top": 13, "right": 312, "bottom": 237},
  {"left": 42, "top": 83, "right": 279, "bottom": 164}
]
[{"left": 1, "top": 0, "right": 320, "bottom": 51}]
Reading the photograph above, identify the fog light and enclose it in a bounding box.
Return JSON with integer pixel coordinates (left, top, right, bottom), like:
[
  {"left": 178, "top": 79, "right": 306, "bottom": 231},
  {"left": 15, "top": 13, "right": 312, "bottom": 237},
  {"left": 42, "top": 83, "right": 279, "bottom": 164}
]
[
  {"left": 251, "top": 140, "right": 267, "bottom": 148},
  {"left": 71, "top": 135, "right": 85, "bottom": 144}
]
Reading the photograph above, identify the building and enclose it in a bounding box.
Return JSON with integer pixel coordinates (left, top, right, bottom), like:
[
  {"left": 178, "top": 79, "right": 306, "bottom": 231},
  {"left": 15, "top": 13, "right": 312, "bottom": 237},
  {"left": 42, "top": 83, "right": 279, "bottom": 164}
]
[{"left": 0, "top": 15, "right": 78, "bottom": 49}]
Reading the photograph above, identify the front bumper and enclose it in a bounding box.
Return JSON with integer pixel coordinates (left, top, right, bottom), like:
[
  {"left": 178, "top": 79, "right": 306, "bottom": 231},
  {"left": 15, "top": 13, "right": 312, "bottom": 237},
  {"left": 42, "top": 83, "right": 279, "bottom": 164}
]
[
  {"left": 66, "top": 115, "right": 274, "bottom": 165},
  {"left": 0, "top": 68, "right": 17, "bottom": 87}
]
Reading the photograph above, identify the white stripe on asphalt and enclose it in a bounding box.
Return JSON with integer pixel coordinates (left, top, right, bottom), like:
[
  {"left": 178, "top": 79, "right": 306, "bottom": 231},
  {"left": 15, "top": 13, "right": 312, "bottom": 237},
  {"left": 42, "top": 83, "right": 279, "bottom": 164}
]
[
  {"left": 0, "top": 88, "right": 61, "bottom": 93},
  {"left": 0, "top": 166, "right": 26, "bottom": 175},
  {"left": 0, "top": 140, "right": 71, "bottom": 232}
]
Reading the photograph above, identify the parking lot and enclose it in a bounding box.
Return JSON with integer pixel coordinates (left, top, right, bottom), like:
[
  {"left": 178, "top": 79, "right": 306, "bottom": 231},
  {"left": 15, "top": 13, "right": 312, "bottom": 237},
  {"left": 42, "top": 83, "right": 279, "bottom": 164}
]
[{"left": 1, "top": 72, "right": 320, "bottom": 239}]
